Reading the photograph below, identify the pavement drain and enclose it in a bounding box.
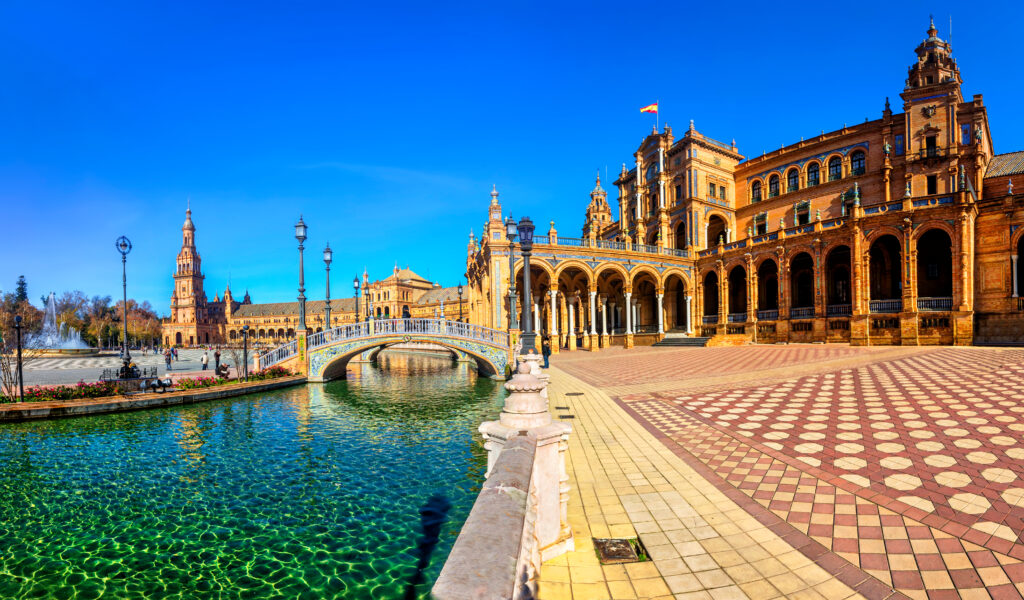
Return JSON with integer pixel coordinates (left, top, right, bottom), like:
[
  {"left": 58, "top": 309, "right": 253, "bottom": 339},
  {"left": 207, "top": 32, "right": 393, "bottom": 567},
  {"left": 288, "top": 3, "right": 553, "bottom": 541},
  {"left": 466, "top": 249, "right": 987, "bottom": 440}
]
[
  {"left": 554, "top": 405, "right": 570, "bottom": 410},
  {"left": 565, "top": 392, "right": 583, "bottom": 396},
  {"left": 593, "top": 538, "right": 647, "bottom": 564},
  {"left": 557, "top": 414, "right": 575, "bottom": 419}
]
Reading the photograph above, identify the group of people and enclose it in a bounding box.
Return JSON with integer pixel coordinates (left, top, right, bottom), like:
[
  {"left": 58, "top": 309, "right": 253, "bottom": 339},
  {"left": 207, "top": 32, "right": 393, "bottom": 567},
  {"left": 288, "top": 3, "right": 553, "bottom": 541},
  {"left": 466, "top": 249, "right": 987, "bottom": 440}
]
[{"left": 201, "top": 349, "right": 231, "bottom": 377}]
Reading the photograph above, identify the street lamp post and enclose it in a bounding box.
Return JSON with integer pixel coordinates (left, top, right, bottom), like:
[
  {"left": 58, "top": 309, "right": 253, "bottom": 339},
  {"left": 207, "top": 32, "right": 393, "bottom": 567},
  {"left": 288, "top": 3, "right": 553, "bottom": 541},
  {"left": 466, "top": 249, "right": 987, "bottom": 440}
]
[
  {"left": 116, "top": 236, "right": 132, "bottom": 361},
  {"left": 505, "top": 217, "right": 518, "bottom": 330},
  {"left": 14, "top": 315, "right": 23, "bottom": 402},
  {"left": 242, "top": 325, "right": 249, "bottom": 381},
  {"left": 295, "top": 217, "right": 308, "bottom": 331},
  {"left": 458, "top": 283, "right": 464, "bottom": 322},
  {"left": 353, "top": 276, "right": 361, "bottom": 323},
  {"left": 517, "top": 217, "right": 537, "bottom": 354},
  {"left": 323, "top": 243, "right": 333, "bottom": 328}
]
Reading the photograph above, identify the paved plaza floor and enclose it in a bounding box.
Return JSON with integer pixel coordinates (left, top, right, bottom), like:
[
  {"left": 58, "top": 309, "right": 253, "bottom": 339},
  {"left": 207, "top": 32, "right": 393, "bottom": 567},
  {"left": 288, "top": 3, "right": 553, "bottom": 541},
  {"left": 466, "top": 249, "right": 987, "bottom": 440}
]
[
  {"left": 542, "top": 344, "right": 1024, "bottom": 600},
  {"left": 19, "top": 349, "right": 226, "bottom": 385}
]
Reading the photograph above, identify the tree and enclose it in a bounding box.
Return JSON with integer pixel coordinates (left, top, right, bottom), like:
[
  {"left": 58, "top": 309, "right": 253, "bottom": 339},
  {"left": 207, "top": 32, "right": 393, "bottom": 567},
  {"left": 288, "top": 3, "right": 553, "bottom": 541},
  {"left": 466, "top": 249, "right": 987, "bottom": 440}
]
[{"left": 14, "top": 276, "right": 27, "bottom": 302}]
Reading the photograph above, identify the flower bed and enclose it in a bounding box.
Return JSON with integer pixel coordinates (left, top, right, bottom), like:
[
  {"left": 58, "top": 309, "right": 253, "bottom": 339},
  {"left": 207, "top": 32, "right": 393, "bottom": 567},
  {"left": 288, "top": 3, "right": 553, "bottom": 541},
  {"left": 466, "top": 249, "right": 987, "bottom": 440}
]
[
  {"left": 176, "top": 366, "right": 292, "bottom": 390},
  {"left": 3, "top": 381, "right": 119, "bottom": 403},
  {"left": 248, "top": 365, "right": 292, "bottom": 381}
]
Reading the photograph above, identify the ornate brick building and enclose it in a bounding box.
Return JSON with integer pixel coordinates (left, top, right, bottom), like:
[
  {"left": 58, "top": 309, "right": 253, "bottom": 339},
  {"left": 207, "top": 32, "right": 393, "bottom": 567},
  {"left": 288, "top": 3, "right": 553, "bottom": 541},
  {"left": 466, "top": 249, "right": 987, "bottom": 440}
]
[
  {"left": 467, "top": 20, "right": 1024, "bottom": 349},
  {"left": 161, "top": 209, "right": 468, "bottom": 346}
]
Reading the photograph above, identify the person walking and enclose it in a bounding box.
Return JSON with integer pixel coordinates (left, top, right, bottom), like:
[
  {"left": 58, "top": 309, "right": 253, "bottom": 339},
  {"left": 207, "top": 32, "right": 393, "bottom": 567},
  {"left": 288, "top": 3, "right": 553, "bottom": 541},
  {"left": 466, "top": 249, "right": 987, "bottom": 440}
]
[
  {"left": 214, "top": 348, "right": 221, "bottom": 371},
  {"left": 201, "top": 351, "right": 209, "bottom": 371},
  {"left": 164, "top": 348, "right": 172, "bottom": 371},
  {"left": 542, "top": 335, "right": 552, "bottom": 369}
]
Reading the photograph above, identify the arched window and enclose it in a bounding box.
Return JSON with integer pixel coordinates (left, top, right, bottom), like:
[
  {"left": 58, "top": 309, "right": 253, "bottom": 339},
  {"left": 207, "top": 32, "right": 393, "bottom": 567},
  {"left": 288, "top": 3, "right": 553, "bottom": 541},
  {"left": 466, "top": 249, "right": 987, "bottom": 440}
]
[
  {"left": 786, "top": 168, "right": 799, "bottom": 193},
  {"left": 850, "top": 150, "right": 866, "bottom": 176},
  {"left": 828, "top": 157, "right": 842, "bottom": 181},
  {"left": 807, "top": 163, "right": 820, "bottom": 187},
  {"left": 751, "top": 181, "right": 762, "bottom": 202},
  {"left": 768, "top": 175, "right": 780, "bottom": 198}
]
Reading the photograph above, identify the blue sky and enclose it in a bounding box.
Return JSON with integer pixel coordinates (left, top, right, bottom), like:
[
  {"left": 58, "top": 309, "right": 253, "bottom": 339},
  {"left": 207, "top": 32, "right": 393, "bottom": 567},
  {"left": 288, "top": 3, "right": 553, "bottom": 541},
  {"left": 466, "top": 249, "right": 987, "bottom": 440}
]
[{"left": 2, "top": 1, "right": 1022, "bottom": 314}]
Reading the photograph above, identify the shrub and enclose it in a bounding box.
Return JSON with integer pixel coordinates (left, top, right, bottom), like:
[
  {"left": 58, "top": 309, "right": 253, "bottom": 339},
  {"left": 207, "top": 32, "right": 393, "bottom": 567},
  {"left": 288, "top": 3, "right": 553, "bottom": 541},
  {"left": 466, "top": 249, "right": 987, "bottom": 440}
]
[
  {"left": 176, "top": 376, "right": 229, "bottom": 390},
  {"left": 248, "top": 366, "right": 292, "bottom": 381},
  {"left": 4, "top": 381, "right": 118, "bottom": 403}
]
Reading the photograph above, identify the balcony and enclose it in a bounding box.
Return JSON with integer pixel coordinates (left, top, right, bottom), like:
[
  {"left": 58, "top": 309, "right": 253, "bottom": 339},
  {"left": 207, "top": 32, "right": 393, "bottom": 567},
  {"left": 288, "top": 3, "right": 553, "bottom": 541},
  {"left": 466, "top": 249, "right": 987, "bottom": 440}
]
[
  {"left": 870, "top": 299, "right": 903, "bottom": 313},
  {"left": 727, "top": 313, "right": 747, "bottom": 323},
  {"left": 826, "top": 304, "right": 852, "bottom": 317},
  {"left": 917, "top": 297, "right": 953, "bottom": 312},
  {"left": 917, "top": 147, "right": 948, "bottom": 160},
  {"left": 702, "top": 315, "right": 718, "bottom": 324},
  {"left": 790, "top": 307, "right": 815, "bottom": 319},
  {"left": 756, "top": 309, "right": 778, "bottom": 321}
]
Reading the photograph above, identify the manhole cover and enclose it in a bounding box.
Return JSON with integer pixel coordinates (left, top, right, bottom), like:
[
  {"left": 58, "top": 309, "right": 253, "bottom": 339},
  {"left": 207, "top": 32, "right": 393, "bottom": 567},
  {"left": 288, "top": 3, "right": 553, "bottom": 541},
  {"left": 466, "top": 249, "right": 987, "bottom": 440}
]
[{"left": 594, "top": 538, "right": 640, "bottom": 564}]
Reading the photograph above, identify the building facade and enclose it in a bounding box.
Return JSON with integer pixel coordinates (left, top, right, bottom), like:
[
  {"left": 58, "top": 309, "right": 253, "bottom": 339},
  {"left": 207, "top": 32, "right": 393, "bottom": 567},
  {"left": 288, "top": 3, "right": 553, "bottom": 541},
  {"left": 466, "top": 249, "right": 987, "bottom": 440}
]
[
  {"left": 467, "top": 21, "right": 1024, "bottom": 349},
  {"left": 161, "top": 209, "right": 469, "bottom": 347}
]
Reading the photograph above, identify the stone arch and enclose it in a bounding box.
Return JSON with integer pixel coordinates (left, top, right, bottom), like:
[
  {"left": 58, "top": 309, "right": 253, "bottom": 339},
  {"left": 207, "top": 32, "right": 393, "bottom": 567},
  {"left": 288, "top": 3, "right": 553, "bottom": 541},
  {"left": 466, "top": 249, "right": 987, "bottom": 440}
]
[
  {"left": 175, "top": 332, "right": 182, "bottom": 345},
  {"left": 366, "top": 342, "right": 459, "bottom": 363},
  {"left": 628, "top": 264, "right": 661, "bottom": 289},
  {"left": 660, "top": 267, "right": 691, "bottom": 290},
  {"left": 757, "top": 259, "right": 779, "bottom": 311},
  {"left": 869, "top": 234, "right": 903, "bottom": 300},
  {"left": 594, "top": 262, "right": 629, "bottom": 282},
  {"left": 702, "top": 270, "right": 720, "bottom": 317},
  {"left": 825, "top": 245, "right": 852, "bottom": 305},
  {"left": 916, "top": 228, "right": 953, "bottom": 299},
  {"left": 705, "top": 212, "right": 730, "bottom": 246},
  {"left": 727, "top": 264, "right": 748, "bottom": 316},
  {"left": 552, "top": 260, "right": 595, "bottom": 285},
  {"left": 663, "top": 270, "right": 689, "bottom": 330},
  {"left": 912, "top": 220, "right": 956, "bottom": 243},
  {"left": 785, "top": 244, "right": 817, "bottom": 264},
  {"left": 514, "top": 257, "right": 556, "bottom": 281},
  {"left": 865, "top": 225, "right": 905, "bottom": 246},
  {"left": 314, "top": 337, "right": 503, "bottom": 382},
  {"left": 790, "top": 252, "right": 816, "bottom": 308}
]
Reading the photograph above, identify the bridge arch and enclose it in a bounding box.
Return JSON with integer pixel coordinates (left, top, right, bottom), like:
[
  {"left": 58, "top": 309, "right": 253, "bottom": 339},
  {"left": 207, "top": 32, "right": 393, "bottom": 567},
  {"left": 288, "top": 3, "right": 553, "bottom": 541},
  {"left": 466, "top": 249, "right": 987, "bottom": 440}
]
[{"left": 312, "top": 336, "right": 503, "bottom": 381}]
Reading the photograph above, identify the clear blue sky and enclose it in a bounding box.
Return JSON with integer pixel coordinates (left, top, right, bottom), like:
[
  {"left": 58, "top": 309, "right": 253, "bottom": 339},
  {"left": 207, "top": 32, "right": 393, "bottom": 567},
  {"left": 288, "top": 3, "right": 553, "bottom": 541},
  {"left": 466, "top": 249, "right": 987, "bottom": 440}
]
[{"left": 2, "top": 1, "right": 1022, "bottom": 314}]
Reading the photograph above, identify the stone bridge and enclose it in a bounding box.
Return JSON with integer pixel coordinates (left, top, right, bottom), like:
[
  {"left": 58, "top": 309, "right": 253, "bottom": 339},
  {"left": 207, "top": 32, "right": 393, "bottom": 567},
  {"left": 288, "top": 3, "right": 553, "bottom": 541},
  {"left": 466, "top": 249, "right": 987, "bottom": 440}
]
[{"left": 258, "top": 318, "right": 512, "bottom": 381}]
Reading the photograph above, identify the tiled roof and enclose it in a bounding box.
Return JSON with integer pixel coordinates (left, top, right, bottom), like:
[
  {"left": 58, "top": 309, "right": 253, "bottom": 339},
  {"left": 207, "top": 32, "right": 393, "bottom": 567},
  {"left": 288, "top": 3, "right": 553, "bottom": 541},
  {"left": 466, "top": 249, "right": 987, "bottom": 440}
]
[
  {"left": 417, "top": 286, "right": 463, "bottom": 305},
  {"left": 234, "top": 298, "right": 356, "bottom": 317},
  {"left": 386, "top": 268, "right": 430, "bottom": 284},
  {"left": 985, "top": 151, "right": 1024, "bottom": 178}
]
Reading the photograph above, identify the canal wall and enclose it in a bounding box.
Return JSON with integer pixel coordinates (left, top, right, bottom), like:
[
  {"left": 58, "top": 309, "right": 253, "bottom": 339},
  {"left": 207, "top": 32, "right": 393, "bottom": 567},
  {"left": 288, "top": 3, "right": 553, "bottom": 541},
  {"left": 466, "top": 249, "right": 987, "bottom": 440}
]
[
  {"left": 433, "top": 356, "right": 573, "bottom": 599},
  {"left": 0, "top": 375, "right": 307, "bottom": 422}
]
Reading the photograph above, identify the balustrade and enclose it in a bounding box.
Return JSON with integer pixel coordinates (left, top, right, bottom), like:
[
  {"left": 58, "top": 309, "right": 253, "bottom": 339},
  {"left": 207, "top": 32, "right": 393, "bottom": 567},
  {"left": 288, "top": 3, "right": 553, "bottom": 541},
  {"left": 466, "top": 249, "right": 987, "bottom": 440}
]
[
  {"left": 790, "top": 307, "right": 815, "bottom": 319},
  {"left": 917, "top": 297, "right": 953, "bottom": 312},
  {"left": 727, "top": 313, "right": 747, "bottom": 323},
  {"left": 756, "top": 309, "right": 778, "bottom": 321},
  {"left": 870, "top": 299, "right": 903, "bottom": 313},
  {"left": 702, "top": 315, "right": 718, "bottom": 324},
  {"left": 826, "top": 304, "right": 852, "bottom": 317}
]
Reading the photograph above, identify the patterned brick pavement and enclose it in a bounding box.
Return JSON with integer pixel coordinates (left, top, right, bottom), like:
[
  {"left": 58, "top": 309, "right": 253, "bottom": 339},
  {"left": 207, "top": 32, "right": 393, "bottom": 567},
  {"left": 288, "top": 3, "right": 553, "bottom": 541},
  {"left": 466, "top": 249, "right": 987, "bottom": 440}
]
[{"left": 553, "top": 345, "right": 1024, "bottom": 599}]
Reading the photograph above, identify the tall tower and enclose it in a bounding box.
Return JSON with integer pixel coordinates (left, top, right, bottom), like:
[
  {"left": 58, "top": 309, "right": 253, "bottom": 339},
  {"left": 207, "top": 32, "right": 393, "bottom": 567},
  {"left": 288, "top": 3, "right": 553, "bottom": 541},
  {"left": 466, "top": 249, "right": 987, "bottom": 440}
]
[{"left": 172, "top": 206, "right": 207, "bottom": 324}]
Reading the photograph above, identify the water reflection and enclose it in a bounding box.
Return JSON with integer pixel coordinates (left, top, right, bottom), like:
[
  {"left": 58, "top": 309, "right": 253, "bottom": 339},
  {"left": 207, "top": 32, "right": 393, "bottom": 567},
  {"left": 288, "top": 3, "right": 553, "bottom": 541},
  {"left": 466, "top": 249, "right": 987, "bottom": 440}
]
[{"left": 0, "top": 350, "right": 503, "bottom": 599}]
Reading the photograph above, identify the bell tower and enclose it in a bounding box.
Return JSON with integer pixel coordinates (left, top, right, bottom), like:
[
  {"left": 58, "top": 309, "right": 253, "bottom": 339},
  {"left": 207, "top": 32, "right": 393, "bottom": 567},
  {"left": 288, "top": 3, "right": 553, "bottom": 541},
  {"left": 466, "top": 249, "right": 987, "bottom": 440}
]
[{"left": 172, "top": 206, "right": 207, "bottom": 324}]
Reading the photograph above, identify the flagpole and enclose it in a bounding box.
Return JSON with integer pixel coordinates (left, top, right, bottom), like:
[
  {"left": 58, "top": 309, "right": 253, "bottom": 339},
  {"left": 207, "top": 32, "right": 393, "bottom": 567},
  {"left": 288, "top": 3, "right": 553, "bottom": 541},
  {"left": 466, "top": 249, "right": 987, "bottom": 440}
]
[{"left": 656, "top": 99, "right": 659, "bottom": 132}]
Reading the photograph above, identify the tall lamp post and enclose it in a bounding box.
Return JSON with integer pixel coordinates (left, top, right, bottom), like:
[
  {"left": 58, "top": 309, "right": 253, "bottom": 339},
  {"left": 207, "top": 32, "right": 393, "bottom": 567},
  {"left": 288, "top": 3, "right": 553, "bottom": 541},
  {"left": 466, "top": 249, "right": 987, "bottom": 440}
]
[
  {"left": 353, "top": 276, "right": 361, "bottom": 323},
  {"left": 323, "top": 243, "right": 333, "bottom": 328},
  {"left": 505, "top": 217, "right": 518, "bottom": 330},
  {"left": 242, "top": 325, "right": 249, "bottom": 381},
  {"left": 517, "top": 217, "right": 536, "bottom": 354},
  {"left": 295, "top": 217, "right": 308, "bottom": 331},
  {"left": 116, "top": 236, "right": 132, "bottom": 361},
  {"left": 457, "top": 283, "right": 464, "bottom": 322},
  {"left": 14, "top": 315, "right": 23, "bottom": 402}
]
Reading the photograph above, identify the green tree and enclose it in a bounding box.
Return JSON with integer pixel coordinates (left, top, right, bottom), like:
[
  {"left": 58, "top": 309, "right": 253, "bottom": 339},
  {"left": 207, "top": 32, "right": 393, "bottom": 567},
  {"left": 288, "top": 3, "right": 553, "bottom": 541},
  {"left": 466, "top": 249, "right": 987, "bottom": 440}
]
[{"left": 14, "top": 276, "right": 27, "bottom": 302}]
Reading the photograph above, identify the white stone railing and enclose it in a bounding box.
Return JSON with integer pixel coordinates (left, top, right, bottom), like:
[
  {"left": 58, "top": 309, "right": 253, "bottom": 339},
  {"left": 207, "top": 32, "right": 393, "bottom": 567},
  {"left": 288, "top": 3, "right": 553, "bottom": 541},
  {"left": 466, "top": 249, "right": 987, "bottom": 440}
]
[
  {"left": 308, "top": 318, "right": 509, "bottom": 350},
  {"left": 434, "top": 358, "right": 572, "bottom": 599},
  {"left": 257, "top": 340, "right": 297, "bottom": 369}
]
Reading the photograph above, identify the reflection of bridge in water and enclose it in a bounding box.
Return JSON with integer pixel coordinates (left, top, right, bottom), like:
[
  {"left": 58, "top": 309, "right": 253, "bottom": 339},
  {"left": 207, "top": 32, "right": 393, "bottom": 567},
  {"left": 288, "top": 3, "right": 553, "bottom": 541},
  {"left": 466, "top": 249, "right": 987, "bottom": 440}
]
[{"left": 258, "top": 319, "right": 511, "bottom": 381}]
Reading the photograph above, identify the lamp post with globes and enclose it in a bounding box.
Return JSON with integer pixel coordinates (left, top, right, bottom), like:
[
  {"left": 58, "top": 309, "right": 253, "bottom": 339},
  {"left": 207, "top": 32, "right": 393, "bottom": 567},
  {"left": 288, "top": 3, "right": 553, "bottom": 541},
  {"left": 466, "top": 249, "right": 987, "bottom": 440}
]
[
  {"left": 353, "top": 276, "right": 361, "bottom": 323},
  {"left": 505, "top": 217, "right": 518, "bottom": 330},
  {"left": 14, "top": 315, "right": 23, "bottom": 401},
  {"left": 116, "top": 236, "right": 132, "bottom": 361},
  {"left": 323, "top": 243, "right": 333, "bottom": 328},
  {"left": 295, "top": 217, "right": 308, "bottom": 331},
  {"left": 242, "top": 325, "right": 249, "bottom": 381},
  {"left": 457, "top": 283, "right": 464, "bottom": 322},
  {"left": 517, "top": 217, "right": 537, "bottom": 354}
]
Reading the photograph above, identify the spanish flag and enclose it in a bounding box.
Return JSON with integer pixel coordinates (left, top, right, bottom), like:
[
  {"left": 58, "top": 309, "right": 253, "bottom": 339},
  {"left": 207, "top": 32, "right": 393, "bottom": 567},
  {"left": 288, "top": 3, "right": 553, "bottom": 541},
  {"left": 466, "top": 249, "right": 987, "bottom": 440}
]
[{"left": 640, "top": 102, "right": 658, "bottom": 114}]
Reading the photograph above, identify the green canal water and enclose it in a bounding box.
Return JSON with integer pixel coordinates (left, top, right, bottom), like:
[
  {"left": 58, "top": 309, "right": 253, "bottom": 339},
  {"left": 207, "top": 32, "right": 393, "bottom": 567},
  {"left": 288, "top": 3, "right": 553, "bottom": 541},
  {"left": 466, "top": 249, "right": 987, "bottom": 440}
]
[{"left": 0, "top": 352, "right": 505, "bottom": 599}]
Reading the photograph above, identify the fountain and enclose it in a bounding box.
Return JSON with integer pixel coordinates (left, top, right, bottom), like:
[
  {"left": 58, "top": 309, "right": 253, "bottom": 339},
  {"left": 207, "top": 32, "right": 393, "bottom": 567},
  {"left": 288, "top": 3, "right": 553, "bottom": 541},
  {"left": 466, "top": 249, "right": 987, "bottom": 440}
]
[{"left": 27, "top": 293, "right": 100, "bottom": 357}]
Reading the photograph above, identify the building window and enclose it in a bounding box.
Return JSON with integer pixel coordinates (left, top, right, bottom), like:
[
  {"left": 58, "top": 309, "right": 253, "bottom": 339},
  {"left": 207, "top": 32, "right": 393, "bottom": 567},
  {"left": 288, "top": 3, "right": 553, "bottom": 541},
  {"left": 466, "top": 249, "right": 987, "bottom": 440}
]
[
  {"left": 674, "top": 184, "right": 682, "bottom": 201},
  {"left": 925, "top": 135, "right": 938, "bottom": 158},
  {"left": 795, "top": 202, "right": 810, "bottom": 225},
  {"left": 708, "top": 182, "right": 715, "bottom": 198},
  {"left": 719, "top": 185, "right": 726, "bottom": 200},
  {"left": 895, "top": 134, "right": 904, "bottom": 156},
  {"left": 807, "top": 163, "right": 820, "bottom": 187},
  {"left": 751, "top": 181, "right": 762, "bottom": 202},
  {"left": 961, "top": 124, "right": 971, "bottom": 145},
  {"left": 850, "top": 150, "right": 865, "bottom": 176},
  {"left": 754, "top": 213, "right": 767, "bottom": 235},
  {"left": 828, "top": 157, "right": 842, "bottom": 181},
  {"left": 787, "top": 168, "right": 799, "bottom": 193},
  {"left": 927, "top": 175, "right": 937, "bottom": 195},
  {"left": 768, "top": 175, "right": 780, "bottom": 198}
]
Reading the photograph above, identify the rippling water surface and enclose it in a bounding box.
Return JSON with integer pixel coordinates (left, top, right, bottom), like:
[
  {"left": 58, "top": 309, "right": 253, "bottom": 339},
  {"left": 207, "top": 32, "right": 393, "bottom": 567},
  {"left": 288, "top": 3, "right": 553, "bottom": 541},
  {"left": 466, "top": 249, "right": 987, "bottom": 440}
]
[{"left": 0, "top": 352, "right": 504, "bottom": 599}]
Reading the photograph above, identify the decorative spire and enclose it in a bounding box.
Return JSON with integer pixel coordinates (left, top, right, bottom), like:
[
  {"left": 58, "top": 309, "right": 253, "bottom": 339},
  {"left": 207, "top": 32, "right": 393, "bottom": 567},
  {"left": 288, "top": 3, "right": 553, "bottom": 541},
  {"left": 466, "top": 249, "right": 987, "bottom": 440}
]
[
  {"left": 689, "top": 119, "right": 695, "bottom": 131},
  {"left": 490, "top": 184, "right": 499, "bottom": 205}
]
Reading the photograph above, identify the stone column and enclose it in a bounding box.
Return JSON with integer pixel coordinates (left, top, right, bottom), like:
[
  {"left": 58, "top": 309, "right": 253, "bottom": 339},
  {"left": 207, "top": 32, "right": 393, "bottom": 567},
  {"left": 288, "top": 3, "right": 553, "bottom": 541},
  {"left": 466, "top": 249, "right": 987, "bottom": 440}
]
[
  {"left": 567, "top": 297, "right": 576, "bottom": 351},
  {"left": 534, "top": 301, "right": 541, "bottom": 335},
  {"left": 548, "top": 290, "right": 559, "bottom": 355},
  {"left": 656, "top": 291, "right": 665, "bottom": 334},
  {"left": 601, "top": 296, "right": 609, "bottom": 346},
  {"left": 589, "top": 291, "right": 597, "bottom": 335},
  {"left": 1013, "top": 255, "right": 1019, "bottom": 298},
  {"left": 624, "top": 292, "right": 632, "bottom": 334},
  {"left": 685, "top": 295, "right": 693, "bottom": 334}
]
